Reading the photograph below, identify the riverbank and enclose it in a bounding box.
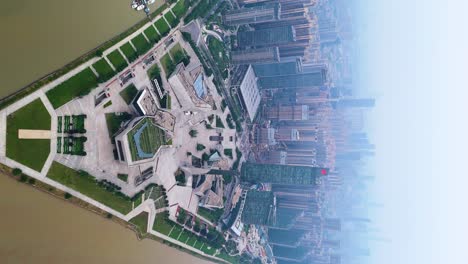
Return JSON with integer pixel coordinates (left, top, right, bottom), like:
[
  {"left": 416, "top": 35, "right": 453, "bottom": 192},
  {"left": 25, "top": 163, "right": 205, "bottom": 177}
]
[
  {"left": 0, "top": 0, "right": 235, "bottom": 262},
  {"left": 0, "top": 164, "right": 220, "bottom": 264}
]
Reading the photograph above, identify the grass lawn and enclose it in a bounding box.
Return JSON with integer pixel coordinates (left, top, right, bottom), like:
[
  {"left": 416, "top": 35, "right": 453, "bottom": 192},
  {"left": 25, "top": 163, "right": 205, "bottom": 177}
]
[
  {"left": 200, "top": 244, "right": 216, "bottom": 255},
  {"left": 184, "top": 0, "right": 218, "bottom": 24},
  {"left": 196, "top": 241, "right": 204, "bottom": 250},
  {"left": 169, "top": 43, "right": 189, "bottom": 65},
  {"left": 57, "top": 116, "right": 62, "bottom": 133},
  {"left": 107, "top": 50, "right": 128, "bottom": 72},
  {"left": 208, "top": 36, "right": 229, "bottom": 79},
  {"left": 130, "top": 212, "right": 149, "bottom": 234},
  {"left": 144, "top": 26, "right": 161, "bottom": 43},
  {"left": 105, "top": 112, "right": 133, "bottom": 139},
  {"left": 160, "top": 53, "right": 175, "bottom": 77},
  {"left": 47, "top": 162, "right": 132, "bottom": 214},
  {"left": 92, "top": 58, "right": 115, "bottom": 83},
  {"left": 178, "top": 230, "right": 191, "bottom": 243},
  {"left": 154, "top": 18, "right": 170, "bottom": 37},
  {"left": 120, "top": 42, "right": 138, "bottom": 62},
  {"left": 6, "top": 99, "right": 51, "bottom": 172},
  {"left": 169, "top": 225, "right": 183, "bottom": 239},
  {"left": 103, "top": 100, "right": 112, "bottom": 108},
  {"left": 187, "top": 235, "right": 197, "bottom": 247},
  {"left": 57, "top": 137, "right": 62, "bottom": 153},
  {"left": 127, "top": 118, "right": 166, "bottom": 161},
  {"left": 62, "top": 137, "right": 86, "bottom": 155},
  {"left": 172, "top": 0, "right": 188, "bottom": 18},
  {"left": 159, "top": 94, "right": 171, "bottom": 109},
  {"left": 215, "top": 115, "right": 225, "bottom": 128},
  {"left": 117, "top": 173, "right": 128, "bottom": 182},
  {"left": 119, "top": 84, "right": 139, "bottom": 104},
  {"left": 164, "top": 12, "right": 179, "bottom": 28},
  {"left": 153, "top": 213, "right": 173, "bottom": 235},
  {"left": 46, "top": 67, "right": 98, "bottom": 109},
  {"left": 198, "top": 207, "right": 223, "bottom": 223},
  {"left": 131, "top": 34, "right": 151, "bottom": 56}
]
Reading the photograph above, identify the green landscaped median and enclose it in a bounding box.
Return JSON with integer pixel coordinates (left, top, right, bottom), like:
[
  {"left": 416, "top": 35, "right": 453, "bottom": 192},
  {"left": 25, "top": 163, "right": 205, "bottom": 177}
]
[
  {"left": 6, "top": 99, "right": 51, "bottom": 172},
  {"left": 46, "top": 67, "right": 98, "bottom": 109},
  {"left": 92, "top": 58, "right": 115, "bottom": 83},
  {"left": 107, "top": 50, "right": 128, "bottom": 72},
  {"left": 47, "top": 162, "right": 132, "bottom": 214}
]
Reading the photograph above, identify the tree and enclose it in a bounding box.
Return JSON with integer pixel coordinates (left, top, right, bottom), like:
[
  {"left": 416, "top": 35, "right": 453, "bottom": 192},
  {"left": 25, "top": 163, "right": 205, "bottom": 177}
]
[
  {"left": 225, "top": 239, "right": 238, "bottom": 254},
  {"left": 177, "top": 209, "right": 187, "bottom": 224},
  {"left": 189, "top": 129, "right": 198, "bottom": 138},
  {"left": 12, "top": 168, "right": 22, "bottom": 176},
  {"left": 64, "top": 192, "right": 72, "bottom": 199},
  {"left": 27, "top": 178, "right": 36, "bottom": 185},
  {"left": 196, "top": 143, "right": 206, "bottom": 151},
  {"left": 175, "top": 169, "right": 186, "bottom": 185},
  {"left": 19, "top": 174, "right": 28, "bottom": 183},
  {"left": 95, "top": 50, "right": 103, "bottom": 57}
]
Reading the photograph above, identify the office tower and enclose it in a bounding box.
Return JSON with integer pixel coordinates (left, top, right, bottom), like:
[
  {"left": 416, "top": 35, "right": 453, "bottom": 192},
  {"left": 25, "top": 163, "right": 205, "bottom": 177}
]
[
  {"left": 231, "top": 65, "right": 261, "bottom": 121},
  {"left": 265, "top": 104, "right": 310, "bottom": 121},
  {"left": 253, "top": 57, "right": 303, "bottom": 77},
  {"left": 238, "top": 26, "right": 296, "bottom": 48},
  {"left": 258, "top": 70, "right": 326, "bottom": 89},
  {"left": 231, "top": 47, "right": 280, "bottom": 65},
  {"left": 223, "top": 2, "right": 281, "bottom": 26}
]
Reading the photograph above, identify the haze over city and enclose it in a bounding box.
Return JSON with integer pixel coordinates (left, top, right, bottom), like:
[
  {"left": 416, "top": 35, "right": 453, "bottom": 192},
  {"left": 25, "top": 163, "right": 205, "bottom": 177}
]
[{"left": 355, "top": 0, "right": 468, "bottom": 263}]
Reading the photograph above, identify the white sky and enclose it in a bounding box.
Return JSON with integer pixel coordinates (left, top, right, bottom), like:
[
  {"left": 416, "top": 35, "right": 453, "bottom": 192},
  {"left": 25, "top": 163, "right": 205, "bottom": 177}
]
[{"left": 353, "top": 0, "right": 468, "bottom": 263}]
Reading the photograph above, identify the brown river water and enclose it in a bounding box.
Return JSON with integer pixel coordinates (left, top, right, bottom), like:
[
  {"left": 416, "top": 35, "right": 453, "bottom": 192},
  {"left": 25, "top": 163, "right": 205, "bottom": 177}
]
[{"left": 0, "top": 1, "right": 211, "bottom": 263}]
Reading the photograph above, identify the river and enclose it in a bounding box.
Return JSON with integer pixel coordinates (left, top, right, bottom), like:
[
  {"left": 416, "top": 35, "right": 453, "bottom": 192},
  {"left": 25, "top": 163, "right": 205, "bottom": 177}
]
[
  {"left": 0, "top": 175, "right": 211, "bottom": 264},
  {"left": 0, "top": 0, "right": 155, "bottom": 98},
  {"left": 0, "top": 1, "right": 211, "bottom": 263}
]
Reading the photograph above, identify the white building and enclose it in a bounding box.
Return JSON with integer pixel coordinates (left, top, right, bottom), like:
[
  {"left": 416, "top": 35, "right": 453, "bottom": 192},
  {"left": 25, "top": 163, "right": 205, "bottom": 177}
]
[{"left": 237, "top": 65, "right": 261, "bottom": 121}]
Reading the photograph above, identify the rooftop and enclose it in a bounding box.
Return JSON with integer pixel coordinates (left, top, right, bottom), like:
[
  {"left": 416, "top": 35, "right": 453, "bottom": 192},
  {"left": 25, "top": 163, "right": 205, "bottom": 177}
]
[{"left": 126, "top": 117, "right": 168, "bottom": 162}]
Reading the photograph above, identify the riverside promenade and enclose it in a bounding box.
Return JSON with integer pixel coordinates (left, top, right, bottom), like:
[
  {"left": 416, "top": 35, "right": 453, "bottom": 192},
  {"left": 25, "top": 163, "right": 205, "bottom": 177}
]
[{"left": 0, "top": 1, "right": 228, "bottom": 262}]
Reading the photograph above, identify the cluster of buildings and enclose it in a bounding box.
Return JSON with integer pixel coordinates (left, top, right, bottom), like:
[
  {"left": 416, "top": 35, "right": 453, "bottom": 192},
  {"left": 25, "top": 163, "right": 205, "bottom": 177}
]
[{"left": 223, "top": 0, "right": 373, "bottom": 263}]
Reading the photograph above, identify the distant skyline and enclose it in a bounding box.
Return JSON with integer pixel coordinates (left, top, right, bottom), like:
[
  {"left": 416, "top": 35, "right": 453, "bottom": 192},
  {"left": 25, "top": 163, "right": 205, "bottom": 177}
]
[{"left": 353, "top": 0, "right": 468, "bottom": 263}]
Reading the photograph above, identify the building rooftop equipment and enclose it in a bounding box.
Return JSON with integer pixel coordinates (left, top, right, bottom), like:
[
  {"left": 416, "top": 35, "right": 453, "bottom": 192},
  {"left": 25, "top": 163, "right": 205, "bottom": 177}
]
[
  {"left": 258, "top": 70, "right": 327, "bottom": 89},
  {"left": 238, "top": 26, "right": 296, "bottom": 48},
  {"left": 231, "top": 47, "right": 280, "bottom": 65},
  {"left": 223, "top": 2, "right": 281, "bottom": 26},
  {"left": 253, "top": 57, "right": 303, "bottom": 77}
]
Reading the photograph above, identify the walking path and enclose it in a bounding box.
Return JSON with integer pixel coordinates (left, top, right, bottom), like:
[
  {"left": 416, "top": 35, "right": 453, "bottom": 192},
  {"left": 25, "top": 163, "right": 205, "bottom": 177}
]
[{"left": 18, "top": 130, "right": 51, "bottom": 139}]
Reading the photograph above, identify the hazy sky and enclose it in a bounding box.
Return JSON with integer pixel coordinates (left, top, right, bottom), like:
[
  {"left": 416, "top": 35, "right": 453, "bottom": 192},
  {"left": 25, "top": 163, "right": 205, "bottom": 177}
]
[{"left": 352, "top": 0, "right": 468, "bottom": 263}]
